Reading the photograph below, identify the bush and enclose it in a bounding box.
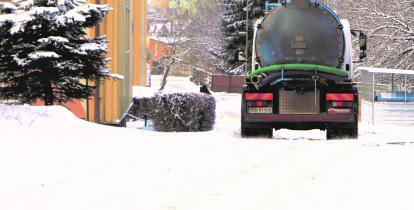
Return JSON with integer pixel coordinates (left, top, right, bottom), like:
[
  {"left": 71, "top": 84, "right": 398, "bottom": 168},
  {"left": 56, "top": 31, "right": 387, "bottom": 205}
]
[
  {"left": 132, "top": 92, "right": 216, "bottom": 132},
  {"left": 132, "top": 96, "right": 155, "bottom": 119}
]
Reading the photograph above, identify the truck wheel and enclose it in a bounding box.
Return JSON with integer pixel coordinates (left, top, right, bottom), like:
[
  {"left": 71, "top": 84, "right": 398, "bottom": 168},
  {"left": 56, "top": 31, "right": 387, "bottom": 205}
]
[
  {"left": 241, "top": 126, "right": 256, "bottom": 137},
  {"left": 327, "top": 125, "right": 358, "bottom": 140},
  {"left": 242, "top": 125, "right": 273, "bottom": 139},
  {"left": 260, "top": 127, "right": 273, "bottom": 139},
  {"left": 344, "top": 125, "right": 358, "bottom": 139},
  {"left": 241, "top": 111, "right": 273, "bottom": 138},
  {"left": 326, "top": 128, "right": 340, "bottom": 140}
]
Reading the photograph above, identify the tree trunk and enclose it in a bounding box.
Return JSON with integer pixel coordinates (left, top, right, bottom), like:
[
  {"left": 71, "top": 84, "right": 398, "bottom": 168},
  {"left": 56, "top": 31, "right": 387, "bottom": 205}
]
[
  {"left": 44, "top": 80, "right": 54, "bottom": 106},
  {"left": 159, "top": 58, "right": 175, "bottom": 91}
]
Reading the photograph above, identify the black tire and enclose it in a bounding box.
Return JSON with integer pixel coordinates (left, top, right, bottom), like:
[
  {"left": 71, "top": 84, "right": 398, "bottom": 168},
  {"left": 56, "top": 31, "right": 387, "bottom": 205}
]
[
  {"left": 241, "top": 124, "right": 273, "bottom": 138},
  {"left": 326, "top": 127, "right": 340, "bottom": 140},
  {"left": 343, "top": 125, "right": 358, "bottom": 139},
  {"left": 326, "top": 123, "right": 358, "bottom": 140}
]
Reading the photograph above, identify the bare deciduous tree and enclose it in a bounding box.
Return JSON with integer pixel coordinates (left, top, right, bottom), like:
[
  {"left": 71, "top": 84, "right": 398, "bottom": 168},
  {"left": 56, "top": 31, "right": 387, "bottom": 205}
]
[
  {"left": 331, "top": 0, "right": 413, "bottom": 73},
  {"left": 157, "top": 29, "right": 190, "bottom": 91}
]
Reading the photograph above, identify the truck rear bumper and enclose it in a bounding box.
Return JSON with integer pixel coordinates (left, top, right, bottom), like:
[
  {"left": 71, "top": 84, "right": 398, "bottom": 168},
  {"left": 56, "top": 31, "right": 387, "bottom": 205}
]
[
  {"left": 244, "top": 114, "right": 356, "bottom": 130},
  {"left": 245, "top": 114, "right": 355, "bottom": 123}
]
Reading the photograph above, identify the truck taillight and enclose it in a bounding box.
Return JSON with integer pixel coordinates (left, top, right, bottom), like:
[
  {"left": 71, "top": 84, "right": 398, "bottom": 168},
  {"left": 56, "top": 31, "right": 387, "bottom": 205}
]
[
  {"left": 326, "top": 93, "right": 355, "bottom": 115},
  {"left": 245, "top": 93, "right": 273, "bottom": 101},
  {"left": 245, "top": 93, "right": 273, "bottom": 113},
  {"left": 326, "top": 93, "right": 354, "bottom": 101},
  {"left": 246, "top": 101, "right": 270, "bottom": 107},
  {"left": 331, "top": 101, "right": 353, "bottom": 108}
]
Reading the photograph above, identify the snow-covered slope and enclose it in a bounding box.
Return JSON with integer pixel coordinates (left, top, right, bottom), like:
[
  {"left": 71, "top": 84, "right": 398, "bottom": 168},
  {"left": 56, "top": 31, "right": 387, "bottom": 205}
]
[{"left": 1, "top": 76, "right": 414, "bottom": 210}]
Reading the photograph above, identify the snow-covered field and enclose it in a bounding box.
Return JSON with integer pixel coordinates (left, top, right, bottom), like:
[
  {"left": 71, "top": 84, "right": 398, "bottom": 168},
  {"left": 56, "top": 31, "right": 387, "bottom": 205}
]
[{"left": 1, "top": 76, "right": 414, "bottom": 210}]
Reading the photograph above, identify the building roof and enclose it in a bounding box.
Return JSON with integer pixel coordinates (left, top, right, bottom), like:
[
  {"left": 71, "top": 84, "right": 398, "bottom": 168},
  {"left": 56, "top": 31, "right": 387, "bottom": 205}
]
[{"left": 357, "top": 67, "right": 414, "bottom": 76}]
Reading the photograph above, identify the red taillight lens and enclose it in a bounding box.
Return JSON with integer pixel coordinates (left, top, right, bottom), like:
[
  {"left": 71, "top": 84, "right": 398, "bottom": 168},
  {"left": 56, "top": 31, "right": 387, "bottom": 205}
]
[
  {"left": 245, "top": 93, "right": 273, "bottom": 101},
  {"left": 332, "top": 101, "right": 353, "bottom": 108},
  {"left": 326, "top": 93, "right": 354, "bottom": 101},
  {"left": 246, "top": 101, "right": 269, "bottom": 107}
]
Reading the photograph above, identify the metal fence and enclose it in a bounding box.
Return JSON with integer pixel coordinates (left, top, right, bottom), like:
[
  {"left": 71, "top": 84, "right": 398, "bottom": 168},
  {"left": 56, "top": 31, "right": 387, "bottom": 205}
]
[{"left": 359, "top": 67, "right": 414, "bottom": 125}]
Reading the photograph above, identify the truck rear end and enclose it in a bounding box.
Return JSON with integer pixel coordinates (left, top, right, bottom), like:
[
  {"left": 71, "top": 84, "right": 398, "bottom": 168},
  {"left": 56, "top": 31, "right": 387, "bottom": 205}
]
[{"left": 241, "top": 80, "right": 359, "bottom": 139}]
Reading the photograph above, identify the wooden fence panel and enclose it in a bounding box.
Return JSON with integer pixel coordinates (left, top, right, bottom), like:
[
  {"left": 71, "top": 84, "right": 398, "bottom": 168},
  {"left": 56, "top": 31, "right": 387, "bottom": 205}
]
[{"left": 192, "top": 68, "right": 245, "bottom": 94}]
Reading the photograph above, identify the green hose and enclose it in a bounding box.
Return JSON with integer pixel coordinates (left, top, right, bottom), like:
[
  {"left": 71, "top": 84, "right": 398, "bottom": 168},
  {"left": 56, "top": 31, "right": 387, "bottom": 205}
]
[{"left": 247, "top": 64, "right": 348, "bottom": 78}]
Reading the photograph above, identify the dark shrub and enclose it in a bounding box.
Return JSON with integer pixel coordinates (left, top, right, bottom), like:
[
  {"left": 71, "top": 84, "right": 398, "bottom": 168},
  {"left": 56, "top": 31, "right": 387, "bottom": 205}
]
[
  {"left": 132, "top": 92, "right": 216, "bottom": 132},
  {"left": 132, "top": 96, "right": 155, "bottom": 119}
]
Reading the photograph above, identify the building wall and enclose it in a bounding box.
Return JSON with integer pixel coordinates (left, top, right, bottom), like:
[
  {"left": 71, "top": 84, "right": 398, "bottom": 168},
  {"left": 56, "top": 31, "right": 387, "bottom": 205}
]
[
  {"left": 148, "top": 38, "right": 171, "bottom": 70},
  {"left": 87, "top": 0, "right": 148, "bottom": 124}
]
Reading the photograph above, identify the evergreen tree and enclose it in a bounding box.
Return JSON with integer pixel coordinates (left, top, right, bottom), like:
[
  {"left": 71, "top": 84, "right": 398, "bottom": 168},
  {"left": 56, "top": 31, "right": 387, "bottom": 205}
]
[
  {"left": 0, "top": 0, "right": 115, "bottom": 105},
  {"left": 219, "top": 0, "right": 278, "bottom": 75}
]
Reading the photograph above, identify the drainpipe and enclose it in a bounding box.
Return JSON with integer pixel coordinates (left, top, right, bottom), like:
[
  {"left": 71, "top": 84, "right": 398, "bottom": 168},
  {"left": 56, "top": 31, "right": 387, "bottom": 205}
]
[
  {"left": 86, "top": 80, "right": 89, "bottom": 121},
  {"left": 95, "top": 0, "right": 101, "bottom": 123}
]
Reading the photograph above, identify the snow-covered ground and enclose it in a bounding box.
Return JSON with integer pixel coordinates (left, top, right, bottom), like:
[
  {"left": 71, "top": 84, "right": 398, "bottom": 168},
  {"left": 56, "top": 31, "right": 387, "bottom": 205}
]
[{"left": 1, "top": 76, "right": 414, "bottom": 210}]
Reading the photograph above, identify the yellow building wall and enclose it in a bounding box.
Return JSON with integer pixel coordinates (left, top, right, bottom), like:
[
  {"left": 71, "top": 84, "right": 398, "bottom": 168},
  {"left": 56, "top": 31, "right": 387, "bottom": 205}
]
[
  {"left": 134, "top": 0, "right": 148, "bottom": 86},
  {"left": 87, "top": 0, "right": 147, "bottom": 124}
]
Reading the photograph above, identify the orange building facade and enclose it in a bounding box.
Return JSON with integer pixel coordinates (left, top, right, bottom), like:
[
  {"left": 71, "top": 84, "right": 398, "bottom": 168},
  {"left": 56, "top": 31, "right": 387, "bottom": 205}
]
[
  {"left": 85, "top": 0, "right": 148, "bottom": 124},
  {"left": 148, "top": 37, "right": 173, "bottom": 71}
]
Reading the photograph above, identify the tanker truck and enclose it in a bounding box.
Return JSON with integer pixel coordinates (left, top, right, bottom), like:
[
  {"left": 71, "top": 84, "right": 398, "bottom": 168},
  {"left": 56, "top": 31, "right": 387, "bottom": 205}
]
[{"left": 241, "top": 0, "right": 367, "bottom": 139}]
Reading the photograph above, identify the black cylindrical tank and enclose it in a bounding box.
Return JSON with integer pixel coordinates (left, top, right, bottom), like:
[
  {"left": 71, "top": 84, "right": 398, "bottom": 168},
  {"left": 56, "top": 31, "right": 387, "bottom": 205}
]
[{"left": 255, "top": 0, "right": 344, "bottom": 68}]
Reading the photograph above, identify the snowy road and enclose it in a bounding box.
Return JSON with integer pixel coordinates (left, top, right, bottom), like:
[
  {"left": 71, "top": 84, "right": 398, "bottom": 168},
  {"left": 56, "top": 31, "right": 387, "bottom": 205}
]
[{"left": 1, "top": 76, "right": 414, "bottom": 210}]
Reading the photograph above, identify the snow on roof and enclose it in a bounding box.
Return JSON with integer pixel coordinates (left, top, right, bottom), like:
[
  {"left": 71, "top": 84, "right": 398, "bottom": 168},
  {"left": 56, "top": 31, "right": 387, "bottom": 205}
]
[
  {"left": 357, "top": 67, "right": 414, "bottom": 75},
  {"left": 150, "top": 36, "right": 190, "bottom": 45}
]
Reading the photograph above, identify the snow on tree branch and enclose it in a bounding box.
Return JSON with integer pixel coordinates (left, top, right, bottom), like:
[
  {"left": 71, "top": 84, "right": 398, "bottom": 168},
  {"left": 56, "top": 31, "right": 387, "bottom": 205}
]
[
  {"left": 0, "top": 0, "right": 114, "bottom": 105},
  {"left": 332, "top": 0, "right": 413, "bottom": 72}
]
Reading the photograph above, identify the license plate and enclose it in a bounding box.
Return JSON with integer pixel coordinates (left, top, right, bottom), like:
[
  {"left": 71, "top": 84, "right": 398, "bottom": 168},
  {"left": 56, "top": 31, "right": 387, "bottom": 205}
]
[{"left": 248, "top": 107, "right": 273, "bottom": 114}]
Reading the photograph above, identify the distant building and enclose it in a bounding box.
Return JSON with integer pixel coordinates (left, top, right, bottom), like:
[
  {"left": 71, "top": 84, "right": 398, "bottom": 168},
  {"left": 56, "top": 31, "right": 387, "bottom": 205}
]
[
  {"left": 148, "top": 36, "right": 191, "bottom": 77},
  {"left": 148, "top": 18, "right": 175, "bottom": 37}
]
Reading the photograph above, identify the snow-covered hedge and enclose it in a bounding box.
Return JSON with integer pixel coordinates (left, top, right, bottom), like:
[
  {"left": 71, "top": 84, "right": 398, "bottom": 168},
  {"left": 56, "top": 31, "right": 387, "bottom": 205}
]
[
  {"left": 131, "top": 96, "right": 155, "bottom": 119},
  {"left": 132, "top": 92, "right": 216, "bottom": 132}
]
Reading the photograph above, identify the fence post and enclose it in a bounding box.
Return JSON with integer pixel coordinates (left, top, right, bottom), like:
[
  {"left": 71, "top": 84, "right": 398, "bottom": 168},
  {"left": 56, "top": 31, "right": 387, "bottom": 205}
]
[
  {"left": 405, "top": 75, "right": 407, "bottom": 103},
  {"left": 372, "top": 72, "right": 375, "bottom": 125}
]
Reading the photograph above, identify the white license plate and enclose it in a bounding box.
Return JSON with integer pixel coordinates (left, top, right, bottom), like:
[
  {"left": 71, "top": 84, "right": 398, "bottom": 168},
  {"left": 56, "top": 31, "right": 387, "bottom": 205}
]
[{"left": 248, "top": 107, "right": 273, "bottom": 114}]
